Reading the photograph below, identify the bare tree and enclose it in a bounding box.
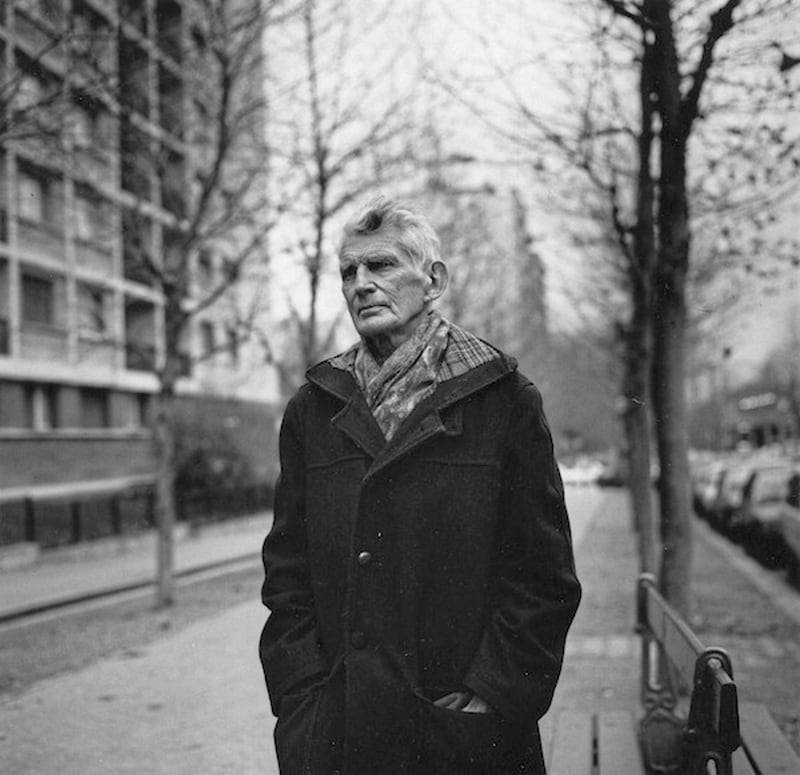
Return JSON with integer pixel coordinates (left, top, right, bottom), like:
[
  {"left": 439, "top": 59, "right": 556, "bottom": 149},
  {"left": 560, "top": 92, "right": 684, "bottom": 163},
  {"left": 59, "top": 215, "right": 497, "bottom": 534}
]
[
  {"left": 114, "top": 0, "right": 291, "bottom": 607},
  {"left": 429, "top": 0, "right": 799, "bottom": 611},
  {"left": 606, "top": 0, "right": 798, "bottom": 613},
  {"left": 0, "top": 0, "right": 120, "bottom": 152},
  {"left": 263, "top": 0, "right": 425, "bottom": 387}
]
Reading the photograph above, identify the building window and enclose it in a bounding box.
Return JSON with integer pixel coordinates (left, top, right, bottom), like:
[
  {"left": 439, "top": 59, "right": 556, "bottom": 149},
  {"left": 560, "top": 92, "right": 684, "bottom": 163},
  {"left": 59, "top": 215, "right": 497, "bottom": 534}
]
[
  {"left": 17, "top": 163, "right": 61, "bottom": 227},
  {"left": 136, "top": 393, "right": 150, "bottom": 427},
  {"left": 74, "top": 188, "right": 110, "bottom": 244},
  {"left": 77, "top": 283, "right": 109, "bottom": 337},
  {"left": 69, "top": 91, "right": 113, "bottom": 155},
  {"left": 24, "top": 383, "right": 59, "bottom": 430},
  {"left": 227, "top": 327, "right": 239, "bottom": 367},
  {"left": 21, "top": 272, "right": 55, "bottom": 326},
  {"left": 80, "top": 387, "right": 109, "bottom": 428},
  {"left": 17, "top": 170, "right": 46, "bottom": 222},
  {"left": 68, "top": 106, "right": 93, "bottom": 150},
  {"left": 123, "top": 211, "right": 154, "bottom": 284},
  {"left": 124, "top": 296, "right": 157, "bottom": 370},
  {"left": 119, "top": 391, "right": 148, "bottom": 428},
  {"left": 74, "top": 194, "right": 94, "bottom": 241},
  {"left": 200, "top": 320, "right": 215, "bottom": 358}
]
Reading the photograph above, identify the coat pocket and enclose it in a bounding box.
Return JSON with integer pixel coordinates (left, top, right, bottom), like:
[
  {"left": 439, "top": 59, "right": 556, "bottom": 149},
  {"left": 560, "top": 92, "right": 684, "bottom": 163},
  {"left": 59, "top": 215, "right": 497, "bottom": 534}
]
[
  {"left": 273, "top": 689, "right": 322, "bottom": 775},
  {"left": 414, "top": 688, "right": 540, "bottom": 774}
]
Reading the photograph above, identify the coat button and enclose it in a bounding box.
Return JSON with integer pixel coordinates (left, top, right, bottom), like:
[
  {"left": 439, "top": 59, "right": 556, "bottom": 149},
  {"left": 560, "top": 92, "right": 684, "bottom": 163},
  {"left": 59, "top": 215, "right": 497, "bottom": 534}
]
[
  {"left": 357, "top": 551, "right": 372, "bottom": 566},
  {"left": 351, "top": 630, "right": 367, "bottom": 649}
]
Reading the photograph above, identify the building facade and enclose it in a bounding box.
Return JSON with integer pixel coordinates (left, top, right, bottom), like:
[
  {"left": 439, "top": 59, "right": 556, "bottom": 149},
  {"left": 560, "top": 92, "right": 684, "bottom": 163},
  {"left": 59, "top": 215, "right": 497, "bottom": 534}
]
[{"left": 0, "top": 0, "right": 279, "bottom": 547}]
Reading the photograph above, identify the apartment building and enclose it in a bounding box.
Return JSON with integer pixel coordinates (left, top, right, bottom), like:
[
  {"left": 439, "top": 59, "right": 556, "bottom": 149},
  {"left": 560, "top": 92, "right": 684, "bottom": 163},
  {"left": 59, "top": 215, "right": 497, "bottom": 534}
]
[{"left": 0, "top": 0, "right": 279, "bottom": 547}]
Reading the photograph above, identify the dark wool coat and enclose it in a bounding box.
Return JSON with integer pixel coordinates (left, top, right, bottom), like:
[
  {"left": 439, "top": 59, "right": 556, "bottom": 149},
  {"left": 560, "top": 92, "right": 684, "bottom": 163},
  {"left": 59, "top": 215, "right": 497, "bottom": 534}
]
[{"left": 260, "top": 353, "right": 581, "bottom": 774}]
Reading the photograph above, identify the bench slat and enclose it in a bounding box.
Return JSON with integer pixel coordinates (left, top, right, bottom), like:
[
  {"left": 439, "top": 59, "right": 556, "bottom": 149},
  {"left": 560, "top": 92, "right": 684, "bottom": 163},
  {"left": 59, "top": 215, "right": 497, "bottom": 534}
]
[
  {"left": 596, "top": 710, "right": 646, "bottom": 775},
  {"left": 548, "top": 710, "right": 593, "bottom": 775},
  {"left": 739, "top": 702, "right": 800, "bottom": 774}
]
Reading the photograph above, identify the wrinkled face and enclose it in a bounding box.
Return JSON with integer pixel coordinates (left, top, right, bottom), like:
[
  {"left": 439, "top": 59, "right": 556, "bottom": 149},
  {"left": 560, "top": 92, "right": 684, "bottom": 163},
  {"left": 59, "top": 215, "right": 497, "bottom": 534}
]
[{"left": 339, "top": 226, "right": 430, "bottom": 349}]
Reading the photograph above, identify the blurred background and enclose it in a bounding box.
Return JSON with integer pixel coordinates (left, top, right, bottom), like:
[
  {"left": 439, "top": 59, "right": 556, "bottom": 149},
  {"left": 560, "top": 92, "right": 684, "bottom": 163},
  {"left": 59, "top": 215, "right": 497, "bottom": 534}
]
[
  {"left": 0, "top": 1, "right": 799, "bottom": 770},
  {"left": 0, "top": 0, "right": 796, "bottom": 562}
]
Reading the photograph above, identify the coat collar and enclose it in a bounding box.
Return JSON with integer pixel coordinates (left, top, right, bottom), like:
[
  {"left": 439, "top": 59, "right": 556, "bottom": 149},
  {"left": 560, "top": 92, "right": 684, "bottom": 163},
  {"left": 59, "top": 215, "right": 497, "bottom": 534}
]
[{"left": 306, "top": 353, "right": 517, "bottom": 477}]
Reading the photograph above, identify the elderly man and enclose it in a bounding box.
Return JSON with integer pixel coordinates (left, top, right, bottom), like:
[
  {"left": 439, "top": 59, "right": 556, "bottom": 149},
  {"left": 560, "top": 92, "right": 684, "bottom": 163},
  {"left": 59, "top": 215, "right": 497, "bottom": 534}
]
[{"left": 260, "top": 197, "right": 581, "bottom": 774}]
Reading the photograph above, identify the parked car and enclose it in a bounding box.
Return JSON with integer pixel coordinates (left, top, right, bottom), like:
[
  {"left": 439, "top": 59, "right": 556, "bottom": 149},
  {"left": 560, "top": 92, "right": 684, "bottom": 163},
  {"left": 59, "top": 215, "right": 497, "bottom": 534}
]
[
  {"left": 778, "top": 469, "right": 800, "bottom": 585},
  {"left": 706, "top": 463, "right": 754, "bottom": 535},
  {"left": 733, "top": 464, "right": 796, "bottom": 567},
  {"left": 597, "top": 457, "right": 629, "bottom": 488},
  {"left": 691, "top": 459, "right": 727, "bottom": 520},
  {"left": 559, "top": 457, "right": 604, "bottom": 487}
]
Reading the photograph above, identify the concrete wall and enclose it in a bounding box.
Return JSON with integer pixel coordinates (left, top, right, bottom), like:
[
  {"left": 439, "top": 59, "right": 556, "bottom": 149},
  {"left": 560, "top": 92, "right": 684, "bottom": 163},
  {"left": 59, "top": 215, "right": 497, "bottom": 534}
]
[
  {"left": 0, "top": 397, "right": 282, "bottom": 491},
  {"left": 0, "top": 435, "right": 155, "bottom": 489}
]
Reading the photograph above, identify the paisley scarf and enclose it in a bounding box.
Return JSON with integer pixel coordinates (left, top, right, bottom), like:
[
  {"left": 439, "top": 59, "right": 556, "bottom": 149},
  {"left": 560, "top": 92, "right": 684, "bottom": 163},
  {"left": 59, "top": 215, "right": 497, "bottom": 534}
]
[{"left": 330, "top": 310, "right": 500, "bottom": 441}]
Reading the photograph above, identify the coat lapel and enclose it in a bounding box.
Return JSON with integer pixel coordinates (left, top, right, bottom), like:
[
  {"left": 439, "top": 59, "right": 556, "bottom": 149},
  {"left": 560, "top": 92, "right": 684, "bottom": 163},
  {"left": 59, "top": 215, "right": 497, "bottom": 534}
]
[
  {"left": 307, "top": 354, "right": 515, "bottom": 478},
  {"left": 367, "top": 357, "right": 513, "bottom": 480},
  {"left": 332, "top": 395, "right": 387, "bottom": 460}
]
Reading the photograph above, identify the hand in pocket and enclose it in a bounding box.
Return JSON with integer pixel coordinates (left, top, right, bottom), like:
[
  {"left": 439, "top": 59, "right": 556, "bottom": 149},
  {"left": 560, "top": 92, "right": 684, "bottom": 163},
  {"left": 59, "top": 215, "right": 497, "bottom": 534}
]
[{"left": 433, "top": 690, "right": 492, "bottom": 714}]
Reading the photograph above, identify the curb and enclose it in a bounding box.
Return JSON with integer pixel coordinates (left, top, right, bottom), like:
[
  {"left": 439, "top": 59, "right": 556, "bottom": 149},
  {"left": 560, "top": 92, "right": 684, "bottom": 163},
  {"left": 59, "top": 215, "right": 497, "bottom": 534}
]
[{"left": 694, "top": 517, "right": 800, "bottom": 628}]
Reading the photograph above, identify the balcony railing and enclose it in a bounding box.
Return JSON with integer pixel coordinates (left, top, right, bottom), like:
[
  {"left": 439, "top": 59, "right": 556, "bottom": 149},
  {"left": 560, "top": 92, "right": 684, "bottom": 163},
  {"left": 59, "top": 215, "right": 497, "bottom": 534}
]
[
  {"left": 72, "top": 149, "right": 115, "bottom": 189},
  {"left": 19, "top": 323, "right": 68, "bottom": 361},
  {"left": 17, "top": 219, "right": 66, "bottom": 261},
  {"left": 77, "top": 336, "right": 117, "bottom": 368},
  {"left": 75, "top": 238, "right": 114, "bottom": 276}
]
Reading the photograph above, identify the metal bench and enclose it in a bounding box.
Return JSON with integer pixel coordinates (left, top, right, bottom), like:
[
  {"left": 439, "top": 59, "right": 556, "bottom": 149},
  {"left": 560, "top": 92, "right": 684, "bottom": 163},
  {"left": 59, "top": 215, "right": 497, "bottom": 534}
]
[{"left": 547, "top": 573, "right": 800, "bottom": 774}]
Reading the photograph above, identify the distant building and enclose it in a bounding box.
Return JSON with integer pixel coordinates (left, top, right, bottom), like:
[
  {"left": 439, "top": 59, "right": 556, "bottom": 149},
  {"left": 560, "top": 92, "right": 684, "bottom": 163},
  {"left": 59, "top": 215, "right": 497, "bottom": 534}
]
[
  {"left": 726, "top": 391, "right": 797, "bottom": 451},
  {"left": 0, "top": 1, "right": 279, "bottom": 548}
]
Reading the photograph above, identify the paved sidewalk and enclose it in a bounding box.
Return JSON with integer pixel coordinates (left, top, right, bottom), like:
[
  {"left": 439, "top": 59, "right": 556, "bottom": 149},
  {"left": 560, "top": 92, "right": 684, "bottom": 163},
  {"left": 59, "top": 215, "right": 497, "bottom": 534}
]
[
  {"left": 539, "top": 488, "right": 640, "bottom": 757},
  {"left": 0, "top": 489, "right": 633, "bottom": 774},
  {"left": 1, "top": 598, "right": 278, "bottom": 775},
  {"left": 0, "top": 513, "right": 272, "bottom": 619}
]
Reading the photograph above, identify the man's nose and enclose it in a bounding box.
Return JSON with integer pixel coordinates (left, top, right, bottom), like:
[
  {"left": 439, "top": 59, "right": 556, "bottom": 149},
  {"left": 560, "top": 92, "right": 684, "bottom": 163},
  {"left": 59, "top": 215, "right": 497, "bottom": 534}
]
[{"left": 354, "top": 264, "right": 375, "bottom": 291}]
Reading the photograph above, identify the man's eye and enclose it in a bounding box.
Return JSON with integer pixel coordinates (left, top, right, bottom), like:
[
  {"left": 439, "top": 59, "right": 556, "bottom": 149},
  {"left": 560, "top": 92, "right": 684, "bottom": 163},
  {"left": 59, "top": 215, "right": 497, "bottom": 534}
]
[
  {"left": 341, "top": 266, "right": 356, "bottom": 281},
  {"left": 367, "top": 258, "right": 392, "bottom": 272}
]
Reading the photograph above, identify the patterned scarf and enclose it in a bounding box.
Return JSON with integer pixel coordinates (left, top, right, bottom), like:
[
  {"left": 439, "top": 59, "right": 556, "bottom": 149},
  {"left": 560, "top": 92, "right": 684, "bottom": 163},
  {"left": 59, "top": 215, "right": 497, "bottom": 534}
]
[{"left": 330, "top": 310, "right": 500, "bottom": 441}]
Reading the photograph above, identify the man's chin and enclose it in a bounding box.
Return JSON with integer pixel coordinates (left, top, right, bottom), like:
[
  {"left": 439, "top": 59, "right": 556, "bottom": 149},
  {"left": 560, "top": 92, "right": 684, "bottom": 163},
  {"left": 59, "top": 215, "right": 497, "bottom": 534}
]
[{"left": 355, "top": 316, "right": 394, "bottom": 339}]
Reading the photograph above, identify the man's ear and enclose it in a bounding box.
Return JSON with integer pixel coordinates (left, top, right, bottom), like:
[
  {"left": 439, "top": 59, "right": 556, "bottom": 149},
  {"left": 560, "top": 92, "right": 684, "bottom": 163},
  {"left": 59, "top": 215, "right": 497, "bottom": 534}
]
[{"left": 424, "top": 260, "right": 448, "bottom": 302}]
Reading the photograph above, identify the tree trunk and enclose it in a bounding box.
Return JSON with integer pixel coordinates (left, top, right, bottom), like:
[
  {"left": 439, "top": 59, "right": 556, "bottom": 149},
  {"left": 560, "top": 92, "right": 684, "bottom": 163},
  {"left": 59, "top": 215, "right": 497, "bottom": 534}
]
[
  {"left": 651, "top": 280, "right": 692, "bottom": 616},
  {"left": 154, "top": 299, "right": 183, "bottom": 610},
  {"left": 154, "top": 386, "right": 178, "bottom": 608},
  {"left": 624, "top": 333, "right": 656, "bottom": 574},
  {"left": 625, "top": 12, "right": 657, "bottom": 576},
  {"left": 650, "top": 0, "right": 693, "bottom": 617}
]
